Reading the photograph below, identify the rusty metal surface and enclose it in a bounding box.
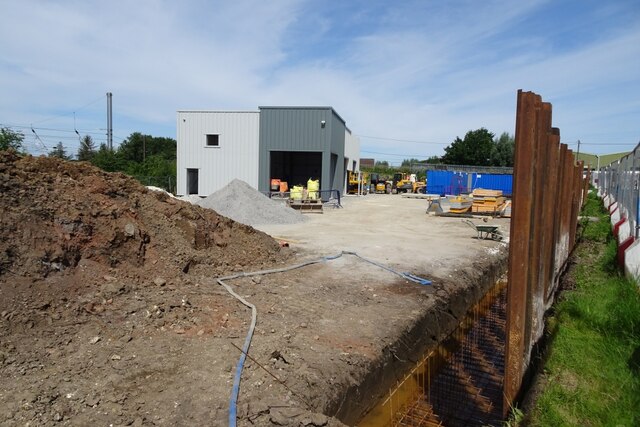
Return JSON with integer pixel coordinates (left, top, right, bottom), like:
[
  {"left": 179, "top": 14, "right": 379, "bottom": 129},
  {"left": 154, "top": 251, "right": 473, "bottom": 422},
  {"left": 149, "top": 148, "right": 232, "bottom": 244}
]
[
  {"left": 503, "top": 90, "right": 587, "bottom": 415},
  {"left": 504, "top": 90, "right": 537, "bottom": 413},
  {"left": 542, "top": 130, "right": 560, "bottom": 300}
]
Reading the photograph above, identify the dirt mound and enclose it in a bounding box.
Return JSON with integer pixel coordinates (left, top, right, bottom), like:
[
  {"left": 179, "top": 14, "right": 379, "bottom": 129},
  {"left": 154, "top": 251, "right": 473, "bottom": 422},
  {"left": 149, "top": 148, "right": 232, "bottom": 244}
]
[
  {"left": 0, "top": 152, "right": 296, "bottom": 425},
  {"left": 0, "top": 152, "right": 284, "bottom": 278},
  {"left": 197, "top": 179, "right": 307, "bottom": 226}
]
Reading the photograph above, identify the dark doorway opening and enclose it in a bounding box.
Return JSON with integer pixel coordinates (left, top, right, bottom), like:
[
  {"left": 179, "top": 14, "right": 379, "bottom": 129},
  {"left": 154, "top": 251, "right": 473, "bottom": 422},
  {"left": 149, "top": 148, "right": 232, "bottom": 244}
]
[
  {"left": 187, "top": 168, "right": 199, "bottom": 195},
  {"left": 270, "top": 151, "right": 322, "bottom": 188}
]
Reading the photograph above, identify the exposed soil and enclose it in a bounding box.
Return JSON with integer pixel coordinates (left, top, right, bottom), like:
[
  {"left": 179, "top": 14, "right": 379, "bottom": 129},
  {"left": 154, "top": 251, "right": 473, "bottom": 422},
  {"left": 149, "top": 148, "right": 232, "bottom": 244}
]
[{"left": 0, "top": 152, "right": 508, "bottom": 426}]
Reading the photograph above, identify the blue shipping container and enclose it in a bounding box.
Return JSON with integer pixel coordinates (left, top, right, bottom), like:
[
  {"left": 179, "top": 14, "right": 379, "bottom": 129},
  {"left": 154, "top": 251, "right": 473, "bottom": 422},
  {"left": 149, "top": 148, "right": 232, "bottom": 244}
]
[
  {"left": 426, "top": 171, "right": 469, "bottom": 195},
  {"left": 426, "top": 171, "right": 513, "bottom": 196},
  {"left": 470, "top": 173, "right": 513, "bottom": 196}
]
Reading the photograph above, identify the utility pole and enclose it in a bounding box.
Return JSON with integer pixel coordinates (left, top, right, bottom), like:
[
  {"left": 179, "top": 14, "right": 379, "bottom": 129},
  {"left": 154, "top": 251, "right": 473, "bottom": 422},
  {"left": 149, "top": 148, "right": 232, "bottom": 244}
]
[
  {"left": 576, "top": 139, "right": 581, "bottom": 163},
  {"left": 106, "top": 92, "right": 113, "bottom": 150}
]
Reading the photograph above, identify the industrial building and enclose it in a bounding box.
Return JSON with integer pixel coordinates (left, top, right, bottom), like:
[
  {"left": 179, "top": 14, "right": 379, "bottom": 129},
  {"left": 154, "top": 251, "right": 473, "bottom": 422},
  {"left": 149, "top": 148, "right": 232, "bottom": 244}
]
[{"left": 176, "top": 106, "right": 360, "bottom": 198}]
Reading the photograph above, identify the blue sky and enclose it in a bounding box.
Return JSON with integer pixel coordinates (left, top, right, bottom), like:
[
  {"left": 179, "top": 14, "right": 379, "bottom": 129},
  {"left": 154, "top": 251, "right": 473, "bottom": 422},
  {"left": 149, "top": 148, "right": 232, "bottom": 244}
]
[{"left": 1, "top": 0, "right": 638, "bottom": 165}]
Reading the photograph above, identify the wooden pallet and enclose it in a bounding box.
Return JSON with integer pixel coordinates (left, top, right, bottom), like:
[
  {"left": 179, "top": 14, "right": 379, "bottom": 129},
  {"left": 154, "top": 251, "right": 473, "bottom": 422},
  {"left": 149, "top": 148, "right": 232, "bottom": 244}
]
[{"left": 288, "top": 198, "right": 324, "bottom": 213}]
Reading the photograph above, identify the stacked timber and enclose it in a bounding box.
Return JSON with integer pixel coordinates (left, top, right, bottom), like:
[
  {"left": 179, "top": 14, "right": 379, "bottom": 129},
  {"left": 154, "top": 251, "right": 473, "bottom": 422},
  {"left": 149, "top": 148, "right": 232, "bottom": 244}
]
[{"left": 471, "top": 188, "right": 506, "bottom": 215}]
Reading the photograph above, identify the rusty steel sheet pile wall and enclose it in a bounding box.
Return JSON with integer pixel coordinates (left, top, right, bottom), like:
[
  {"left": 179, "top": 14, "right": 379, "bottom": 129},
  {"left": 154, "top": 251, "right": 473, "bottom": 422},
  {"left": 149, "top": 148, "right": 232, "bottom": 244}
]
[{"left": 503, "top": 90, "right": 587, "bottom": 415}]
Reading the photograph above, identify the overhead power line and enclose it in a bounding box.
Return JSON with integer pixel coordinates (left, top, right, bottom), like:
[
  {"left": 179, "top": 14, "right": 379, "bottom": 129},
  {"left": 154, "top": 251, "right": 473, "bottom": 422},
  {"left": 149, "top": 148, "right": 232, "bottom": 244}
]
[
  {"left": 360, "top": 150, "right": 431, "bottom": 158},
  {"left": 29, "top": 95, "right": 106, "bottom": 125},
  {"left": 357, "top": 134, "right": 449, "bottom": 145},
  {"left": 0, "top": 123, "right": 106, "bottom": 137},
  {"left": 30, "top": 127, "right": 48, "bottom": 151},
  {"left": 565, "top": 141, "right": 637, "bottom": 146}
]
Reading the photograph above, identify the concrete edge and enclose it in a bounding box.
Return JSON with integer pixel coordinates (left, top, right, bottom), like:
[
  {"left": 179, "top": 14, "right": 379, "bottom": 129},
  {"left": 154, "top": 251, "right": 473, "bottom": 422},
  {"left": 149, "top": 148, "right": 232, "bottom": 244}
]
[{"left": 600, "top": 192, "right": 640, "bottom": 287}]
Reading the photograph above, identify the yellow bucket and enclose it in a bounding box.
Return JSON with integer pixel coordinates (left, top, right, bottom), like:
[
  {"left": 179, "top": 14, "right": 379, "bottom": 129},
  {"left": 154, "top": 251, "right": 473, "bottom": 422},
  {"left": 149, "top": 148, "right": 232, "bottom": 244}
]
[
  {"left": 307, "top": 179, "right": 319, "bottom": 200},
  {"left": 290, "top": 186, "right": 303, "bottom": 200}
]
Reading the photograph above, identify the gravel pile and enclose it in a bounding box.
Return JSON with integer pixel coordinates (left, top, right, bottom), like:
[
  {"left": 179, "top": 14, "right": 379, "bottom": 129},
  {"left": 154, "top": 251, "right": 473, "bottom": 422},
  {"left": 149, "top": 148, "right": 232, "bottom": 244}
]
[{"left": 197, "top": 179, "right": 307, "bottom": 226}]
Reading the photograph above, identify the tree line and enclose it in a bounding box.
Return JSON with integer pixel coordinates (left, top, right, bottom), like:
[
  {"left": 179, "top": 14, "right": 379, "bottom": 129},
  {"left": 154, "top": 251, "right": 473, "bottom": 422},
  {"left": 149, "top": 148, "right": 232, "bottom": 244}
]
[
  {"left": 1, "top": 127, "right": 176, "bottom": 191},
  {"left": 365, "top": 128, "right": 515, "bottom": 175}
]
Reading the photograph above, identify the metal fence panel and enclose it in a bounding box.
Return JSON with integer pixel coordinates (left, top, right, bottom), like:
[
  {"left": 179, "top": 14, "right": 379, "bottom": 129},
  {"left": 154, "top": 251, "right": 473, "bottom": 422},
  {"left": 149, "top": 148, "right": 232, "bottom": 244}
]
[{"left": 597, "top": 144, "right": 640, "bottom": 240}]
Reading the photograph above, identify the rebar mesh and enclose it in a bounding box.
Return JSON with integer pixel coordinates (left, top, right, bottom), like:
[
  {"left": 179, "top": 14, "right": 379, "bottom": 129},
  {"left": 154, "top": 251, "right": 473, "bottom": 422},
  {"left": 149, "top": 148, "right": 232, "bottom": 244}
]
[{"left": 368, "top": 282, "right": 507, "bottom": 427}]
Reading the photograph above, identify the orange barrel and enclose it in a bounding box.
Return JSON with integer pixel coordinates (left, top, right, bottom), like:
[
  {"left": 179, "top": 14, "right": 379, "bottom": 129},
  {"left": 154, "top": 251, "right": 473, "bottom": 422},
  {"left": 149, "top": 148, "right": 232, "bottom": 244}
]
[
  {"left": 279, "top": 181, "right": 288, "bottom": 192},
  {"left": 270, "top": 179, "right": 280, "bottom": 191}
]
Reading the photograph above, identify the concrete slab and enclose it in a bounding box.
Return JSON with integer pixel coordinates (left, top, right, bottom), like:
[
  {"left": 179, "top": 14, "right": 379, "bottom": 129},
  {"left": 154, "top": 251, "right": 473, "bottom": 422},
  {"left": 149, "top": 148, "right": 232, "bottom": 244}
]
[
  {"left": 619, "top": 219, "right": 632, "bottom": 242},
  {"left": 611, "top": 206, "right": 621, "bottom": 226},
  {"left": 255, "top": 194, "right": 509, "bottom": 281},
  {"left": 625, "top": 239, "right": 640, "bottom": 282}
]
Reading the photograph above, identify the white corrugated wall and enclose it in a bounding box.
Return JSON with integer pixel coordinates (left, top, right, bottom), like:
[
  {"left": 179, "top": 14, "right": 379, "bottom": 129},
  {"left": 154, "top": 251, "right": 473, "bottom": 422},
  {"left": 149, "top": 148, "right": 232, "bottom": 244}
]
[
  {"left": 176, "top": 111, "right": 260, "bottom": 196},
  {"left": 344, "top": 129, "right": 361, "bottom": 172}
]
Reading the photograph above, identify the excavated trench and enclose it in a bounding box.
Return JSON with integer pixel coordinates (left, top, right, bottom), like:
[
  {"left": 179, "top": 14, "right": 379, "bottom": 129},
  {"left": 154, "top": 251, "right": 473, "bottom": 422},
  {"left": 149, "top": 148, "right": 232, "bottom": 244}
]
[{"left": 330, "top": 258, "right": 508, "bottom": 427}]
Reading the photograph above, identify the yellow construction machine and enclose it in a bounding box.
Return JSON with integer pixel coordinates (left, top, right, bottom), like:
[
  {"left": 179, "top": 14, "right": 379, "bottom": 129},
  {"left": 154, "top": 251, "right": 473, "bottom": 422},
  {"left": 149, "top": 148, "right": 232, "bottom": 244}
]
[
  {"left": 393, "top": 173, "right": 414, "bottom": 193},
  {"left": 370, "top": 173, "right": 391, "bottom": 193},
  {"left": 392, "top": 173, "right": 426, "bottom": 193},
  {"left": 347, "top": 171, "right": 369, "bottom": 195}
]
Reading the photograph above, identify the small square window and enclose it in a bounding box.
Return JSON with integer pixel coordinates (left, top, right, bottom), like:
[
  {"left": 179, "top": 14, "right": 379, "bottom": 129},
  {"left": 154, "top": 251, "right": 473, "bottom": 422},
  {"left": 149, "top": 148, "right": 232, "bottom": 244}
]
[{"left": 206, "top": 134, "right": 219, "bottom": 147}]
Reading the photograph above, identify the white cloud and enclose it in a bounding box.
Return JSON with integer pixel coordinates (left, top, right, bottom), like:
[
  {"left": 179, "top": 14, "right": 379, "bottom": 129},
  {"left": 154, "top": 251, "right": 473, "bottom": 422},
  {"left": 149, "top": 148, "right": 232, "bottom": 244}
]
[{"left": 0, "top": 0, "right": 638, "bottom": 160}]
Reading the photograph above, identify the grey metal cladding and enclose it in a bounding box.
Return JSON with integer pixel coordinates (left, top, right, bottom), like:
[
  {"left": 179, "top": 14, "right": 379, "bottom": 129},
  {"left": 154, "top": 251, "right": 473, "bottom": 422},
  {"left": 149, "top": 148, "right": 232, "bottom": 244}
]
[
  {"left": 258, "top": 107, "right": 346, "bottom": 195},
  {"left": 259, "top": 107, "right": 331, "bottom": 151}
]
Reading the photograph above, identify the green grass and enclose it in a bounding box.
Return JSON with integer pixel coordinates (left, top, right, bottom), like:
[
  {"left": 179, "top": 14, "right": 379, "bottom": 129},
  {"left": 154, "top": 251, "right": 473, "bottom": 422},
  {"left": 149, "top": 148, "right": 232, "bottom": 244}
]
[{"left": 526, "top": 191, "right": 640, "bottom": 427}]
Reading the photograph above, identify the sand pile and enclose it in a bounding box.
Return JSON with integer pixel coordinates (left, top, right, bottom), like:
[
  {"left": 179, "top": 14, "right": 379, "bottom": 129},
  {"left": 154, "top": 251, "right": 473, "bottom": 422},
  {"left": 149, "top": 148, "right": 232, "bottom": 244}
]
[{"left": 197, "top": 179, "right": 308, "bottom": 226}]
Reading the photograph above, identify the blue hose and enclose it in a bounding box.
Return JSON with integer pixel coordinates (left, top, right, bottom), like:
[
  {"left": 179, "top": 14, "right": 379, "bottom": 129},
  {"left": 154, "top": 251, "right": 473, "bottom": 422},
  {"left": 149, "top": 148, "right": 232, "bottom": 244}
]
[{"left": 220, "top": 251, "right": 431, "bottom": 426}]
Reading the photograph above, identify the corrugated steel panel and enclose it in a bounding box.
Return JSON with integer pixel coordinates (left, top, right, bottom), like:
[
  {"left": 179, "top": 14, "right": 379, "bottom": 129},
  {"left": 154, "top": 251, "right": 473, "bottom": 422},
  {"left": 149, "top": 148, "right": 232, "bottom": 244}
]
[
  {"left": 426, "top": 170, "right": 513, "bottom": 195},
  {"left": 258, "top": 107, "right": 346, "bottom": 195},
  {"left": 471, "top": 173, "right": 513, "bottom": 196},
  {"left": 176, "top": 111, "right": 259, "bottom": 196},
  {"left": 344, "top": 130, "right": 360, "bottom": 171},
  {"left": 426, "top": 171, "right": 469, "bottom": 195}
]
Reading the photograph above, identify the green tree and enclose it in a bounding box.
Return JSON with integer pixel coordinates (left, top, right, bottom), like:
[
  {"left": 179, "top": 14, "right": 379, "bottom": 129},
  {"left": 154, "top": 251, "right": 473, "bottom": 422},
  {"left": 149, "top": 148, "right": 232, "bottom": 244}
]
[
  {"left": 118, "top": 132, "right": 176, "bottom": 164},
  {"left": 442, "top": 128, "right": 496, "bottom": 166},
  {"left": 426, "top": 155, "right": 441, "bottom": 164},
  {"left": 126, "top": 154, "right": 177, "bottom": 177},
  {"left": 88, "top": 132, "right": 177, "bottom": 192},
  {"left": 491, "top": 132, "right": 514, "bottom": 167},
  {"left": 48, "top": 142, "right": 72, "bottom": 160},
  {"left": 77, "top": 135, "right": 97, "bottom": 161},
  {"left": 0, "top": 127, "right": 25, "bottom": 152},
  {"left": 375, "top": 160, "right": 389, "bottom": 167},
  {"left": 90, "top": 143, "right": 127, "bottom": 172},
  {"left": 401, "top": 158, "right": 422, "bottom": 167}
]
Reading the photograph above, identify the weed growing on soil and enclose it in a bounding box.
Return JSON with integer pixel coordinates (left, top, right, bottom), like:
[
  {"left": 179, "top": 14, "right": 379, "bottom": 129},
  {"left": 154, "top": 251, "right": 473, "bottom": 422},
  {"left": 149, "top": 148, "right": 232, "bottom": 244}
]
[{"left": 527, "top": 191, "right": 640, "bottom": 426}]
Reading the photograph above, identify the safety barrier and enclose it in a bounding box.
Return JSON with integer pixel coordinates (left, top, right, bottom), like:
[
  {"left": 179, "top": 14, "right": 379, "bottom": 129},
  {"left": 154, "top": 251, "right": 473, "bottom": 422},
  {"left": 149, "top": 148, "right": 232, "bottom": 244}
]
[{"left": 596, "top": 142, "right": 640, "bottom": 282}]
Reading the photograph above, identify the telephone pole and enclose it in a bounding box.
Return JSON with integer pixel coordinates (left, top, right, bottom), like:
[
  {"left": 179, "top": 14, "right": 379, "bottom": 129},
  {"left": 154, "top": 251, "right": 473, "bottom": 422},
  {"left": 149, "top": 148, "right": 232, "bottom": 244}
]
[{"left": 106, "top": 92, "right": 113, "bottom": 150}]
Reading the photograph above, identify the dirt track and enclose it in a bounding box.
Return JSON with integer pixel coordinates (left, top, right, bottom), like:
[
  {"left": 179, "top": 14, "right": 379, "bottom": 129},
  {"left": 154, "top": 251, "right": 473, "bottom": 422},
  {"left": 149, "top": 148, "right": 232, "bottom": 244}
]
[{"left": 0, "top": 154, "right": 509, "bottom": 426}]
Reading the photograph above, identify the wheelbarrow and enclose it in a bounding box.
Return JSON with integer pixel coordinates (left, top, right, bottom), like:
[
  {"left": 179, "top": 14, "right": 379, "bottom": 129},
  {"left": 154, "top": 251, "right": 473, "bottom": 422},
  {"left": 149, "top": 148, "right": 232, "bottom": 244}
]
[{"left": 463, "top": 219, "right": 503, "bottom": 241}]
